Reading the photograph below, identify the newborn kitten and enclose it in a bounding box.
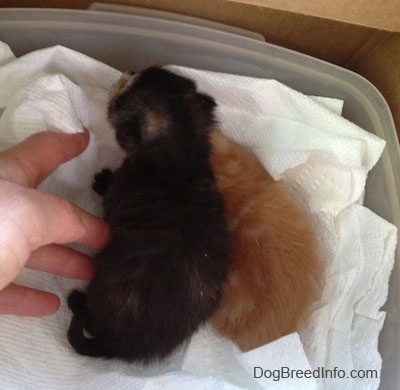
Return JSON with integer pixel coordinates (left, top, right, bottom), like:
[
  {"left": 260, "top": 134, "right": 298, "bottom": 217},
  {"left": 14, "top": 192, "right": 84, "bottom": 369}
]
[
  {"left": 67, "top": 67, "right": 230, "bottom": 362},
  {"left": 210, "top": 130, "right": 321, "bottom": 351}
]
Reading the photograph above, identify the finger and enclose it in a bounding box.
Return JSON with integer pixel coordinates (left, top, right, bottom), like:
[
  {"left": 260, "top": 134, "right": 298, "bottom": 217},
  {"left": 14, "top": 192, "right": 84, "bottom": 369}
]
[
  {"left": 75, "top": 205, "right": 111, "bottom": 251},
  {"left": 0, "top": 283, "right": 60, "bottom": 316},
  {"left": 0, "top": 181, "right": 110, "bottom": 289},
  {"left": 1, "top": 180, "right": 110, "bottom": 250},
  {"left": 0, "top": 130, "right": 89, "bottom": 187},
  {"left": 27, "top": 244, "right": 96, "bottom": 281}
]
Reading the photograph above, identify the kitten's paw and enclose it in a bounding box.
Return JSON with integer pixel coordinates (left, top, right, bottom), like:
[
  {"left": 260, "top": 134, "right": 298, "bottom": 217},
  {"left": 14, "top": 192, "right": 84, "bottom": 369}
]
[
  {"left": 93, "top": 168, "right": 113, "bottom": 196},
  {"left": 67, "top": 290, "right": 86, "bottom": 315}
]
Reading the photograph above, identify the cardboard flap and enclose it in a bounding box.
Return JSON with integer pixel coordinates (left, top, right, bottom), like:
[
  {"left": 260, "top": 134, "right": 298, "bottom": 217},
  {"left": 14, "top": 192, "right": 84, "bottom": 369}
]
[{"left": 231, "top": 0, "right": 400, "bottom": 32}]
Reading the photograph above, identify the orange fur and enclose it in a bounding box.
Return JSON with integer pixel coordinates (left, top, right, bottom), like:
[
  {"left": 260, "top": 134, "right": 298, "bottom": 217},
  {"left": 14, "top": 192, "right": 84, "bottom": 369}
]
[{"left": 210, "top": 130, "right": 321, "bottom": 351}]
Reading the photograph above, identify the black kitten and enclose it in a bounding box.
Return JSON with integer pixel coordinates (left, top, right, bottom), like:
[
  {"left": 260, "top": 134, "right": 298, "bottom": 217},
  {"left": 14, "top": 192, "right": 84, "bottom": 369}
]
[{"left": 67, "top": 66, "right": 230, "bottom": 363}]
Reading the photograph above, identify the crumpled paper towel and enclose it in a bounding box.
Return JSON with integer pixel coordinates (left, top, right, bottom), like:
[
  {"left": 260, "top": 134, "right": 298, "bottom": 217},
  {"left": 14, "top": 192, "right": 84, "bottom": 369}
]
[{"left": 0, "top": 41, "right": 396, "bottom": 390}]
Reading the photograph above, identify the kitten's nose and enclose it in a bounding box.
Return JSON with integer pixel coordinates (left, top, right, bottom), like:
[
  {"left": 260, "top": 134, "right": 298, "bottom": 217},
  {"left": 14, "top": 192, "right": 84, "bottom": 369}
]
[{"left": 109, "top": 71, "right": 137, "bottom": 100}]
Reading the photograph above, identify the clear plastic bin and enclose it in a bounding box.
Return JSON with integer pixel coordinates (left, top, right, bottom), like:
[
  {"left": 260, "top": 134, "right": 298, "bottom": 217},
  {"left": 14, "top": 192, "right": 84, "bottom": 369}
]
[{"left": 0, "top": 8, "right": 399, "bottom": 389}]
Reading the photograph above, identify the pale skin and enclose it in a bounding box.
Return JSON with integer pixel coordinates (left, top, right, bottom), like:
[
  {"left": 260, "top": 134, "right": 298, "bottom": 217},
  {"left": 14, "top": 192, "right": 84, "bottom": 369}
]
[{"left": 0, "top": 130, "right": 110, "bottom": 316}]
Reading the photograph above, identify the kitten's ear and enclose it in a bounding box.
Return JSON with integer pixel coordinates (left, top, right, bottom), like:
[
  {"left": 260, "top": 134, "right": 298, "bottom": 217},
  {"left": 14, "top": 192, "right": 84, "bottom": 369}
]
[
  {"left": 177, "top": 77, "right": 196, "bottom": 96},
  {"left": 195, "top": 93, "right": 217, "bottom": 131},
  {"left": 110, "top": 71, "right": 137, "bottom": 101},
  {"left": 146, "top": 67, "right": 197, "bottom": 95},
  {"left": 197, "top": 93, "right": 217, "bottom": 112}
]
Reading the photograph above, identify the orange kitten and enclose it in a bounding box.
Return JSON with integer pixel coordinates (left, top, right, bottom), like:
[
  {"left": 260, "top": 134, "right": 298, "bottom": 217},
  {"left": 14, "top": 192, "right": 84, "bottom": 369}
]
[{"left": 210, "top": 130, "right": 321, "bottom": 351}]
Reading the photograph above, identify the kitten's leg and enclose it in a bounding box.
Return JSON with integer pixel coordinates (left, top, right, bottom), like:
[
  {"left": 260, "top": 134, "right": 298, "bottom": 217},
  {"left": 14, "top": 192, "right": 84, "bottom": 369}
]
[
  {"left": 67, "top": 290, "right": 87, "bottom": 316},
  {"left": 93, "top": 168, "right": 113, "bottom": 196},
  {"left": 67, "top": 290, "right": 112, "bottom": 358}
]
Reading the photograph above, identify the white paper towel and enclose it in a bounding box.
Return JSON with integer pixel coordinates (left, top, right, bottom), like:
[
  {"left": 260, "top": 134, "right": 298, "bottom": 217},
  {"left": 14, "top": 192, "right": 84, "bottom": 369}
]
[{"left": 0, "top": 42, "right": 396, "bottom": 390}]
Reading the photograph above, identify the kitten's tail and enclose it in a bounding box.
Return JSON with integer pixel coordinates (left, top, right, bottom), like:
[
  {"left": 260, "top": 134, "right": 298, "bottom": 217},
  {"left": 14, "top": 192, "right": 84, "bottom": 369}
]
[{"left": 67, "top": 290, "right": 111, "bottom": 358}]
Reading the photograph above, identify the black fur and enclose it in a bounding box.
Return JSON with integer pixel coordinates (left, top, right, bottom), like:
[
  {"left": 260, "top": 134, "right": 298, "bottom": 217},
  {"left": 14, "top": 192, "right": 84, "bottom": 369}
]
[
  {"left": 92, "top": 168, "right": 113, "bottom": 196},
  {"left": 67, "top": 67, "right": 230, "bottom": 363}
]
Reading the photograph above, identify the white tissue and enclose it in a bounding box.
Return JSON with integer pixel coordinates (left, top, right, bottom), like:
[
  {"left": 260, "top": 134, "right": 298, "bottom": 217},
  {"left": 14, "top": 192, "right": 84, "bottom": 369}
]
[{"left": 0, "top": 42, "right": 396, "bottom": 390}]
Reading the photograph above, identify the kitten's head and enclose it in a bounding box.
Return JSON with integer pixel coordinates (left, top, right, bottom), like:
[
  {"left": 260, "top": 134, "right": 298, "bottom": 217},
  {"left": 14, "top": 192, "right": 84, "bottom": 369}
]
[{"left": 108, "top": 66, "right": 216, "bottom": 153}]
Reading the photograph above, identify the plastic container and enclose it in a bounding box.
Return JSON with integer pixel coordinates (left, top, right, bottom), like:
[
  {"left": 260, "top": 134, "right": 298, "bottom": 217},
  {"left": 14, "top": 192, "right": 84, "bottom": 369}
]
[{"left": 0, "top": 8, "right": 399, "bottom": 389}]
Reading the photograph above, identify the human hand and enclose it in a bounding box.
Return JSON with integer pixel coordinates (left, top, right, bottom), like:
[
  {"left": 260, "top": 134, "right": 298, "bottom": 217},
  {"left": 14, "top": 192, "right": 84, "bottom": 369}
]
[{"left": 0, "top": 131, "right": 110, "bottom": 316}]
